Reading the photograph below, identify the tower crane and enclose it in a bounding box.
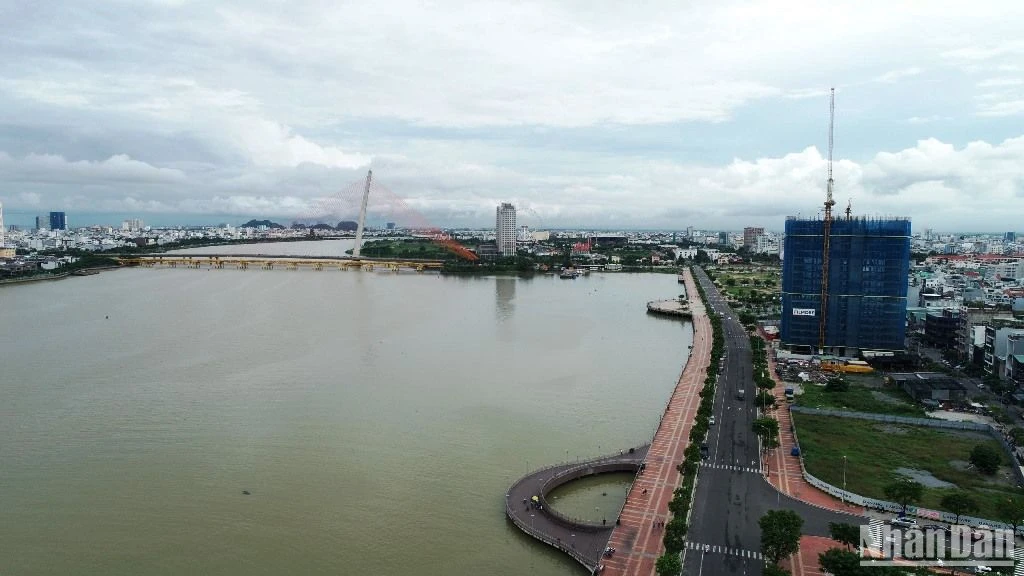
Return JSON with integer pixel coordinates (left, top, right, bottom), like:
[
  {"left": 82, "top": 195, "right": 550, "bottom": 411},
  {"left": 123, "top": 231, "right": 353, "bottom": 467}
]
[{"left": 818, "top": 88, "right": 836, "bottom": 354}]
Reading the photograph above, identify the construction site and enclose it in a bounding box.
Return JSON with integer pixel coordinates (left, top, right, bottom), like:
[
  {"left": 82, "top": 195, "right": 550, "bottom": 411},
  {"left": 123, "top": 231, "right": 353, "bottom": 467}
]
[{"left": 779, "top": 88, "right": 912, "bottom": 359}]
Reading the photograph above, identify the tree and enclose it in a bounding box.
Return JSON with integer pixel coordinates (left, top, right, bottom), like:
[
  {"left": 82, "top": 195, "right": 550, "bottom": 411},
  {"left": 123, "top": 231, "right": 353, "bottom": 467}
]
[
  {"left": 825, "top": 376, "right": 850, "bottom": 393},
  {"left": 753, "top": 417, "right": 781, "bottom": 451},
  {"left": 756, "top": 390, "right": 778, "bottom": 410},
  {"left": 828, "top": 522, "right": 860, "bottom": 550},
  {"left": 655, "top": 553, "right": 681, "bottom": 576},
  {"left": 940, "top": 491, "right": 979, "bottom": 525},
  {"left": 663, "top": 517, "right": 688, "bottom": 553},
  {"left": 998, "top": 496, "right": 1024, "bottom": 538},
  {"left": 970, "top": 444, "right": 1001, "bottom": 475},
  {"left": 818, "top": 547, "right": 862, "bottom": 575},
  {"left": 759, "top": 509, "right": 804, "bottom": 565},
  {"left": 883, "top": 478, "right": 924, "bottom": 516}
]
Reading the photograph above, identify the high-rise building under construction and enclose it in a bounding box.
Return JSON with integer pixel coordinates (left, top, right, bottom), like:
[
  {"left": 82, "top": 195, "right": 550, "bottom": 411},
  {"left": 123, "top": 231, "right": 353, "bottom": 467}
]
[
  {"left": 781, "top": 216, "right": 911, "bottom": 354},
  {"left": 780, "top": 88, "right": 910, "bottom": 355}
]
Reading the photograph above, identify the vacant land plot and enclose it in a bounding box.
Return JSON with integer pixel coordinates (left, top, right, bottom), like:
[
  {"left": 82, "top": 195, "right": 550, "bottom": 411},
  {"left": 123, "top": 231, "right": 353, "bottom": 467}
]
[
  {"left": 796, "top": 383, "right": 926, "bottom": 417},
  {"left": 793, "top": 412, "right": 1024, "bottom": 519},
  {"left": 359, "top": 239, "right": 454, "bottom": 258}
]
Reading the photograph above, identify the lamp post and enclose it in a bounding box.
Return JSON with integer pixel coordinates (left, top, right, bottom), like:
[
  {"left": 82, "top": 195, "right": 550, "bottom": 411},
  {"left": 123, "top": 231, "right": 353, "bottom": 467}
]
[{"left": 842, "top": 455, "right": 848, "bottom": 503}]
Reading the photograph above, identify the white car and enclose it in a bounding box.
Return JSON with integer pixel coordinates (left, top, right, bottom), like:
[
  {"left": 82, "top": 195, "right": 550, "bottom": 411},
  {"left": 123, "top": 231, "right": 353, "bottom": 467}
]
[
  {"left": 709, "top": 416, "right": 716, "bottom": 425},
  {"left": 890, "top": 517, "right": 917, "bottom": 528}
]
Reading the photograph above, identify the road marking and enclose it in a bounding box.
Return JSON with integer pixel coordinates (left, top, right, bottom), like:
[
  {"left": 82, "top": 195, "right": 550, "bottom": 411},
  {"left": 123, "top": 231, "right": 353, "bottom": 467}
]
[
  {"left": 686, "top": 541, "right": 763, "bottom": 561},
  {"left": 700, "top": 462, "right": 761, "bottom": 474}
]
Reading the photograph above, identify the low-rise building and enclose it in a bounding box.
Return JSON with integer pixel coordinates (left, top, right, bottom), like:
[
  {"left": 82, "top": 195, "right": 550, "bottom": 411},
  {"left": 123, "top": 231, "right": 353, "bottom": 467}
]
[{"left": 889, "top": 372, "right": 967, "bottom": 403}]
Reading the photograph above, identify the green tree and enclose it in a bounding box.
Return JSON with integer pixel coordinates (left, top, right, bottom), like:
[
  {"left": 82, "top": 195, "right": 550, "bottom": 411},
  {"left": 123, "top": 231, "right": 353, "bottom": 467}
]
[
  {"left": 756, "top": 390, "right": 778, "bottom": 410},
  {"left": 759, "top": 509, "right": 804, "bottom": 565},
  {"left": 825, "top": 376, "right": 849, "bottom": 393},
  {"left": 998, "top": 496, "right": 1024, "bottom": 537},
  {"left": 883, "top": 478, "right": 924, "bottom": 516},
  {"left": 969, "top": 444, "right": 1001, "bottom": 475},
  {"left": 940, "top": 491, "right": 979, "bottom": 525},
  {"left": 662, "top": 517, "right": 688, "bottom": 553},
  {"left": 818, "top": 547, "right": 863, "bottom": 576},
  {"left": 753, "top": 417, "right": 781, "bottom": 451},
  {"left": 655, "top": 553, "right": 681, "bottom": 576},
  {"left": 828, "top": 522, "right": 860, "bottom": 550}
]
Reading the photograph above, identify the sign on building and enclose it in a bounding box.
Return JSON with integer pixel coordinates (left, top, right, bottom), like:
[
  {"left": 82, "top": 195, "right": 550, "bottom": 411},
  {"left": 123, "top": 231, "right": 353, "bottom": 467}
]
[{"left": 792, "top": 308, "right": 816, "bottom": 317}]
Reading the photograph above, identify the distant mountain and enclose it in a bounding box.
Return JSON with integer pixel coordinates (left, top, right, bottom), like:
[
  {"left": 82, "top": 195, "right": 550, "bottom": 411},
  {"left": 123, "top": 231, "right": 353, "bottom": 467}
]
[
  {"left": 240, "top": 219, "right": 285, "bottom": 229},
  {"left": 309, "top": 223, "right": 334, "bottom": 230},
  {"left": 337, "top": 220, "right": 359, "bottom": 231}
]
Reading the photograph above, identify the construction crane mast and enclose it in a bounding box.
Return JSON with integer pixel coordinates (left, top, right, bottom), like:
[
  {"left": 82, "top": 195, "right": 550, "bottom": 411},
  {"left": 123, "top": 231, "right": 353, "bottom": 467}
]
[{"left": 818, "top": 88, "right": 836, "bottom": 354}]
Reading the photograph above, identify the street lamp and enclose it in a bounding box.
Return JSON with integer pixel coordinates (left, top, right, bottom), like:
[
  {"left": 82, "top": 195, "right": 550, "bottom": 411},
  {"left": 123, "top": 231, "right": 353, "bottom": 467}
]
[{"left": 843, "top": 455, "right": 848, "bottom": 502}]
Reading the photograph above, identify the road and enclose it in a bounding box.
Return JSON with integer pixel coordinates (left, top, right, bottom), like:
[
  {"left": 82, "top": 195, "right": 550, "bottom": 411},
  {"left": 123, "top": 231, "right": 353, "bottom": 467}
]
[{"left": 684, "top": 267, "right": 864, "bottom": 576}]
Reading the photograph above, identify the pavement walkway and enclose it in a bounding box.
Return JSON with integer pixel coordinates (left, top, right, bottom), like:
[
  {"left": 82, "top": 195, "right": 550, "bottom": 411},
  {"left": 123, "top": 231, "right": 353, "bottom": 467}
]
[
  {"left": 763, "top": 353, "right": 865, "bottom": 516},
  {"left": 600, "top": 268, "right": 712, "bottom": 576}
]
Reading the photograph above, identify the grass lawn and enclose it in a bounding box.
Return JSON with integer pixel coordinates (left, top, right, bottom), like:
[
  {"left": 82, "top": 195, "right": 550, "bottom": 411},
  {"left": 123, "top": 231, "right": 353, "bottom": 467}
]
[
  {"left": 359, "top": 239, "right": 454, "bottom": 258},
  {"left": 710, "top": 267, "right": 781, "bottom": 305},
  {"left": 793, "top": 412, "right": 1024, "bottom": 520},
  {"left": 796, "top": 383, "right": 926, "bottom": 417}
]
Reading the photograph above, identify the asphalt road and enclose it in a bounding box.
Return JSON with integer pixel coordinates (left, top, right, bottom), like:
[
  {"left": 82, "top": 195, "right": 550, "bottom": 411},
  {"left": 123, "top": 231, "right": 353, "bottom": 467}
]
[{"left": 684, "top": 267, "right": 865, "bottom": 576}]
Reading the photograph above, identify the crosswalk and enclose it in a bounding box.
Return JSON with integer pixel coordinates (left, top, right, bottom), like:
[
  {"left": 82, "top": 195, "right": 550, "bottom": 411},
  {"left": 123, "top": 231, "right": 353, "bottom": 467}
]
[
  {"left": 685, "top": 540, "right": 764, "bottom": 560},
  {"left": 1014, "top": 546, "right": 1024, "bottom": 576},
  {"left": 700, "top": 461, "right": 762, "bottom": 474},
  {"left": 865, "top": 518, "right": 885, "bottom": 552}
]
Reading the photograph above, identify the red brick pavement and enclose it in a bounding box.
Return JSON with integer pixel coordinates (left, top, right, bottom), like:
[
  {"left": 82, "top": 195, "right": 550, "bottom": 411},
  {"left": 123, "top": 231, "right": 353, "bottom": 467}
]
[
  {"left": 600, "top": 269, "right": 712, "bottom": 576},
  {"left": 763, "top": 353, "right": 865, "bottom": 516}
]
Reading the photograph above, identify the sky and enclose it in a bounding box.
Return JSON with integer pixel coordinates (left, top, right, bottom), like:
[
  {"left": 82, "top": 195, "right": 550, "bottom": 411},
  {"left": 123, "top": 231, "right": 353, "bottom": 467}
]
[{"left": 1, "top": 0, "right": 1023, "bottom": 232}]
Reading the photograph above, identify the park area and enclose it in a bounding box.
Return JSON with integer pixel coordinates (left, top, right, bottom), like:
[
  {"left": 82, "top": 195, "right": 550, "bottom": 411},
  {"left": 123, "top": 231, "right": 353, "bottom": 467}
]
[
  {"left": 705, "top": 264, "right": 781, "bottom": 319},
  {"left": 793, "top": 412, "right": 1024, "bottom": 520}
]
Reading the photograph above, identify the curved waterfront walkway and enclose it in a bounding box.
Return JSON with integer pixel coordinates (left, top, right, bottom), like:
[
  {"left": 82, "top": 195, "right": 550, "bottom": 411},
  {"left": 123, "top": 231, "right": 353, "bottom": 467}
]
[
  {"left": 602, "top": 268, "right": 712, "bottom": 576},
  {"left": 506, "top": 446, "right": 649, "bottom": 572}
]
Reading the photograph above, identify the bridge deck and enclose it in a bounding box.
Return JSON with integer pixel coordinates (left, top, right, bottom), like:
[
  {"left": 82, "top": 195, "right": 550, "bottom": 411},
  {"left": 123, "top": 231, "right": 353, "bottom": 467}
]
[{"left": 505, "top": 447, "right": 649, "bottom": 572}]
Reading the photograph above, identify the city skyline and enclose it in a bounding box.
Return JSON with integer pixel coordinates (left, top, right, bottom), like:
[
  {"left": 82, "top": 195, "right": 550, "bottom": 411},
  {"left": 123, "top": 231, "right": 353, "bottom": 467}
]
[{"left": 1, "top": 2, "right": 1023, "bottom": 231}]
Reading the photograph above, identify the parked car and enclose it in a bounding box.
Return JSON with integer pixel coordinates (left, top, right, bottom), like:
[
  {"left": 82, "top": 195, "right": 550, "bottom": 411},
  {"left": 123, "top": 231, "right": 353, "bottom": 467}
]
[{"left": 709, "top": 416, "right": 716, "bottom": 425}]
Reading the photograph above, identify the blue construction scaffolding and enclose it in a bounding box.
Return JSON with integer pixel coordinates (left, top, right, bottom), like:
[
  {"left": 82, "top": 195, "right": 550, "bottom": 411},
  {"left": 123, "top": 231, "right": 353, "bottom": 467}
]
[{"left": 781, "top": 216, "right": 911, "bottom": 354}]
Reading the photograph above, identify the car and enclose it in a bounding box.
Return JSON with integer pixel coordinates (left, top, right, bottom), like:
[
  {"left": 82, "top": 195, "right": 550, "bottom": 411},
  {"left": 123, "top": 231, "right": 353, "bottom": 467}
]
[
  {"left": 973, "top": 566, "right": 992, "bottom": 574},
  {"left": 890, "top": 517, "right": 917, "bottom": 528},
  {"left": 978, "top": 383, "right": 985, "bottom": 389},
  {"left": 709, "top": 416, "right": 716, "bottom": 425}
]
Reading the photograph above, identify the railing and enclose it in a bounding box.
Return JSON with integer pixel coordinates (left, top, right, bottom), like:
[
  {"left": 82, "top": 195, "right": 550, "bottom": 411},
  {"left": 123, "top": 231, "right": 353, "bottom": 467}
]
[
  {"left": 790, "top": 405, "right": 1024, "bottom": 484},
  {"left": 789, "top": 405, "right": 1024, "bottom": 534},
  {"left": 538, "top": 459, "right": 644, "bottom": 532},
  {"left": 504, "top": 498, "right": 597, "bottom": 572}
]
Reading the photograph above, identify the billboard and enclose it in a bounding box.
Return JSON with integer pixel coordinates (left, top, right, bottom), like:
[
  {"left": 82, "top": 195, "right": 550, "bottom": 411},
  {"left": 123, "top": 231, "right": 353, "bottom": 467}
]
[{"left": 792, "top": 308, "right": 816, "bottom": 317}]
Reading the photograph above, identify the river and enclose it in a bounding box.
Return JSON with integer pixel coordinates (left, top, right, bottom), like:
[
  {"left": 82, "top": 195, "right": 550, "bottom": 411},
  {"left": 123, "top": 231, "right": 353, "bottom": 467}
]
[{"left": 0, "top": 242, "right": 692, "bottom": 576}]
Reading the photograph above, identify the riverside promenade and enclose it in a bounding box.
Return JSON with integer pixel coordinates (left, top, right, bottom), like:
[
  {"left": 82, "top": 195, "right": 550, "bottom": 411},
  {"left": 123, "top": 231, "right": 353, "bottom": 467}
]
[
  {"left": 505, "top": 447, "right": 649, "bottom": 572},
  {"left": 600, "top": 268, "right": 712, "bottom": 576}
]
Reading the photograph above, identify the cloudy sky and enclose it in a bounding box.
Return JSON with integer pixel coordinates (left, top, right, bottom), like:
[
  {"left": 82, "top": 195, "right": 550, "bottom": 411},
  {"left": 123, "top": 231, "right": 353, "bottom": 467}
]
[{"left": 1, "top": 0, "right": 1023, "bottom": 231}]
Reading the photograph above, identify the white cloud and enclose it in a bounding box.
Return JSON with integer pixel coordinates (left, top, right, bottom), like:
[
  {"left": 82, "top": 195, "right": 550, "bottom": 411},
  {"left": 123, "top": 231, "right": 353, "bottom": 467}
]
[
  {"left": 0, "top": 152, "right": 187, "bottom": 184},
  {"left": 873, "top": 67, "right": 923, "bottom": 83},
  {"left": 0, "top": 1, "right": 1023, "bottom": 231},
  {"left": 4, "top": 134, "right": 1022, "bottom": 231},
  {"left": 906, "top": 116, "right": 951, "bottom": 124}
]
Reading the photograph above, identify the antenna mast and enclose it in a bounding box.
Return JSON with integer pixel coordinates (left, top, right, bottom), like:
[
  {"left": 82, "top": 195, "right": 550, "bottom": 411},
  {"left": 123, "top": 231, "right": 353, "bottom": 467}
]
[{"left": 818, "top": 88, "right": 836, "bottom": 354}]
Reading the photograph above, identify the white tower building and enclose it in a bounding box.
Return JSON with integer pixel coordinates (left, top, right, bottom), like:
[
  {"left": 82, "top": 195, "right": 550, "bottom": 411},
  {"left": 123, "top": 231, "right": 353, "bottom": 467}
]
[
  {"left": 0, "top": 201, "right": 5, "bottom": 247},
  {"left": 495, "top": 203, "right": 517, "bottom": 256}
]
